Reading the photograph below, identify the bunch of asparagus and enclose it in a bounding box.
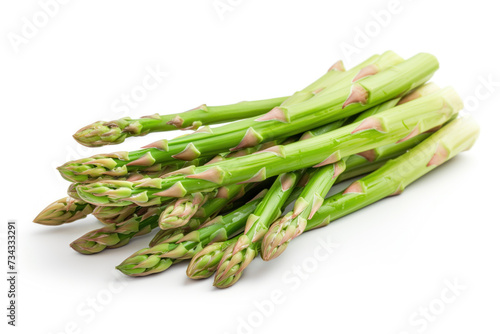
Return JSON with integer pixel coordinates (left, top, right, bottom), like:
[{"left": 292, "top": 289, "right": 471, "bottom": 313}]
[{"left": 34, "top": 51, "right": 479, "bottom": 288}]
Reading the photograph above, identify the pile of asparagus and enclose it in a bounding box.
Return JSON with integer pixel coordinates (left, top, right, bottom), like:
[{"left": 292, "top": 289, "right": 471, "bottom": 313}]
[{"left": 34, "top": 51, "right": 479, "bottom": 288}]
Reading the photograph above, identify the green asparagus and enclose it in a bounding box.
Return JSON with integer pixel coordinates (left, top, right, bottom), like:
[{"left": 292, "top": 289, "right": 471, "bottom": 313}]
[
  {"left": 59, "top": 52, "right": 409, "bottom": 182},
  {"left": 70, "top": 204, "right": 169, "bottom": 254},
  {"left": 76, "top": 86, "right": 460, "bottom": 207},
  {"left": 262, "top": 117, "right": 479, "bottom": 260},
  {"left": 116, "top": 191, "right": 266, "bottom": 276},
  {"left": 73, "top": 96, "right": 291, "bottom": 147},
  {"left": 213, "top": 172, "right": 301, "bottom": 287},
  {"left": 33, "top": 197, "right": 94, "bottom": 226}
]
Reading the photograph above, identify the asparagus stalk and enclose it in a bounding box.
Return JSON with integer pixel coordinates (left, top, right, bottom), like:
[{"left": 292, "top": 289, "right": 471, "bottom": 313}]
[
  {"left": 213, "top": 172, "right": 301, "bottom": 287},
  {"left": 116, "top": 191, "right": 266, "bottom": 276},
  {"left": 76, "top": 86, "right": 461, "bottom": 207},
  {"left": 73, "top": 96, "right": 290, "bottom": 147},
  {"left": 262, "top": 117, "right": 479, "bottom": 260},
  {"left": 33, "top": 197, "right": 94, "bottom": 226},
  {"left": 59, "top": 52, "right": 408, "bottom": 182},
  {"left": 70, "top": 53, "right": 357, "bottom": 149},
  {"left": 70, "top": 204, "right": 169, "bottom": 254}
]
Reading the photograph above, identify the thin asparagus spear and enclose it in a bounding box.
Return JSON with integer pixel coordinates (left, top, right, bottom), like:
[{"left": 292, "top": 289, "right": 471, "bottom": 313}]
[
  {"left": 76, "top": 86, "right": 461, "bottom": 207},
  {"left": 262, "top": 116, "right": 480, "bottom": 260},
  {"left": 73, "top": 96, "right": 290, "bottom": 147},
  {"left": 213, "top": 172, "right": 301, "bottom": 287},
  {"left": 59, "top": 52, "right": 407, "bottom": 182},
  {"left": 71, "top": 54, "right": 358, "bottom": 148}
]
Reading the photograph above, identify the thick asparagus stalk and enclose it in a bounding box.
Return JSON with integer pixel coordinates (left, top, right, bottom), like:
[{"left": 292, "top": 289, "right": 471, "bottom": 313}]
[
  {"left": 59, "top": 52, "right": 408, "bottom": 182},
  {"left": 73, "top": 96, "right": 290, "bottom": 147},
  {"left": 116, "top": 191, "right": 266, "bottom": 276},
  {"left": 213, "top": 172, "right": 301, "bottom": 287},
  {"left": 261, "top": 117, "right": 479, "bottom": 260},
  {"left": 33, "top": 197, "right": 94, "bottom": 226},
  {"left": 76, "top": 86, "right": 460, "bottom": 207}
]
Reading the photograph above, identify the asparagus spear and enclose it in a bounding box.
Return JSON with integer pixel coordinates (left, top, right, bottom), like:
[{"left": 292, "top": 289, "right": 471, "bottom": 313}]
[
  {"left": 213, "top": 172, "right": 301, "bottom": 287},
  {"left": 158, "top": 192, "right": 210, "bottom": 230},
  {"left": 72, "top": 53, "right": 369, "bottom": 148},
  {"left": 33, "top": 197, "right": 94, "bottom": 226},
  {"left": 76, "top": 86, "right": 461, "bottom": 207},
  {"left": 116, "top": 191, "right": 266, "bottom": 276},
  {"left": 70, "top": 204, "right": 170, "bottom": 254},
  {"left": 59, "top": 52, "right": 408, "bottom": 182},
  {"left": 73, "top": 96, "right": 291, "bottom": 147},
  {"left": 262, "top": 116, "right": 479, "bottom": 260}
]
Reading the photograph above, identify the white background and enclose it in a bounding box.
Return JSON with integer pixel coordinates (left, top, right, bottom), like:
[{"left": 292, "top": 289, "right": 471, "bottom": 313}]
[{"left": 1, "top": 1, "right": 499, "bottom": 333}]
